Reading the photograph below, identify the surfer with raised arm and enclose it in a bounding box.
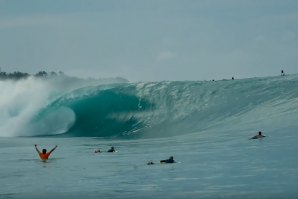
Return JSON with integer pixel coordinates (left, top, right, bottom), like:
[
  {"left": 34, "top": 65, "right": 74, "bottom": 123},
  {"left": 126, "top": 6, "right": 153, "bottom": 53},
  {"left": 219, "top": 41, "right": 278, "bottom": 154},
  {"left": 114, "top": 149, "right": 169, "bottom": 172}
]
[
  {"left": 35, "top": 144, "right": 57, "bottom": 161},
  {"left": 250, "top": 131, "right": 266, "bottom": 139}
]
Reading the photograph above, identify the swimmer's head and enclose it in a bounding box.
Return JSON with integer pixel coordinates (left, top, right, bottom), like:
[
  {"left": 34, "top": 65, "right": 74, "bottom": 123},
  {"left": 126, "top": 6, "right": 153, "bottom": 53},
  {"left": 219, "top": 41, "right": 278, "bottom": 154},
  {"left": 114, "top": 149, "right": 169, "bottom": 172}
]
[
  {"left": 42, "top": 149, "right": 47, "bottom": 154},
  {"left": 258, "top": 131, "right": 262, "bottom": 135},
  {"left": 169, "top": 156, "right": 174, "bottom": 160}
]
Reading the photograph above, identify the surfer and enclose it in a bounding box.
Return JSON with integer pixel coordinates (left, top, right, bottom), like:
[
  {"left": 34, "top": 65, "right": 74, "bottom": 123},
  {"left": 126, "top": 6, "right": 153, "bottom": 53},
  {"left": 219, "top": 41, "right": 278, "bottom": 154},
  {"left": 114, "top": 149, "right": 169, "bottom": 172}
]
[
  {"left": 35, "top": 144, "right": 57, "bottom": 161},
  {"left": 281, "top": 70, "right": 285, "bottom": 76},
  {"left": 107, "top": 146, "right": 115, "bottom": 152},
  {"left": 160, "top": 156, "right": 176, "bottom": 164},
  {"left": 147, "top": 161, "right": 155, "bottom": 165},
  {"left": 94, "top": 149, "right": 101, "bottom": 153},
  {"left": 250, "top": 131, "right": 266, "bottom": 139}
]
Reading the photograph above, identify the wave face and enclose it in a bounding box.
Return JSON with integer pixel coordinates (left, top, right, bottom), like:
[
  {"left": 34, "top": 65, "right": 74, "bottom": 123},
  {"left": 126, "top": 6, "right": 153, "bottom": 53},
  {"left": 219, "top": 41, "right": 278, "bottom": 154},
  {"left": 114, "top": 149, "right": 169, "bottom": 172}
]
[{"left": 1, "top": 74, "right": 298, "bottom": 138}]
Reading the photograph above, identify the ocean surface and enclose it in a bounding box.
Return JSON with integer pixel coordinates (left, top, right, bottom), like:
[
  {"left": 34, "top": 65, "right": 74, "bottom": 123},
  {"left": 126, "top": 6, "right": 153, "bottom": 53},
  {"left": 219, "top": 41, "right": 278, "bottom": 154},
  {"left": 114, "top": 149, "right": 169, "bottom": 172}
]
[{"left": 1, "top": 74, "right": 298, "bottom": 199}]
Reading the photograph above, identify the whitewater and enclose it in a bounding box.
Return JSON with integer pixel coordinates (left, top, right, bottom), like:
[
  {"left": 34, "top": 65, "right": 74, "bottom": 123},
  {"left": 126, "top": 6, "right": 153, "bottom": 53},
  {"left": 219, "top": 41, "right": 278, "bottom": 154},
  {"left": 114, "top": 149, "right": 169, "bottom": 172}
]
[{"left": 0, "top": 74, "right": 298, "bottom": 199}]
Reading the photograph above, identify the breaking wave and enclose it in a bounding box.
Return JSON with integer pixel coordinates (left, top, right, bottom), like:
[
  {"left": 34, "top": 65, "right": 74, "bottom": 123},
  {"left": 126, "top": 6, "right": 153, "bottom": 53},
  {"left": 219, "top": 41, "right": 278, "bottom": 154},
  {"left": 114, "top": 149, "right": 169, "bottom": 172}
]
[{"left": 1, "top": 74, "right": 298, "bottom": 138}]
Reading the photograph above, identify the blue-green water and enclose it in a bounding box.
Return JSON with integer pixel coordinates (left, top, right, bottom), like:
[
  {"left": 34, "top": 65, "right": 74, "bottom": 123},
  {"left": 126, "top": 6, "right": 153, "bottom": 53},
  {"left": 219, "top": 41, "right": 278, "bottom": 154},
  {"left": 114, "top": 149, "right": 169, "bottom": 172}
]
[
  {"left": 1, "top": 75, "right": 298, "bottom": 198},
  {"left": 1, "top": 134, "right": 298, "bottom": 199}
]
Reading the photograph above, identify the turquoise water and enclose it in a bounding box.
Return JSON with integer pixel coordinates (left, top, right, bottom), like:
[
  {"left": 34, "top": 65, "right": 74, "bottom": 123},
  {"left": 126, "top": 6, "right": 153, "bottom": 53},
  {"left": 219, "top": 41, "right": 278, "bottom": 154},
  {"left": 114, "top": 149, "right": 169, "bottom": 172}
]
[
  {"left": 1, "top": 132, "right": 298, "bottom": 199},
  {"left": 1, "top": 75, "right": 298, "bottom": 198}
]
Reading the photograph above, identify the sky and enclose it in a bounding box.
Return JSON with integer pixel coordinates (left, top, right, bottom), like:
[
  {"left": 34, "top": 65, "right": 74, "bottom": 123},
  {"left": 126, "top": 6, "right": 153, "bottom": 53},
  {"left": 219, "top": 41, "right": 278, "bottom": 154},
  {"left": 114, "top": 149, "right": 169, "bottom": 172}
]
[{"left": 0, "top": 0, "right": 297, "bottom": 82}]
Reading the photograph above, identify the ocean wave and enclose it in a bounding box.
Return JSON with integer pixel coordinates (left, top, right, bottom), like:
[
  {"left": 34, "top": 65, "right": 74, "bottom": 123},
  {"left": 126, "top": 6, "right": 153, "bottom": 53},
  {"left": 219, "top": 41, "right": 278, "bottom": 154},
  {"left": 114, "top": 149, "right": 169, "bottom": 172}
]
[{"left": 1, "top": 74, "right": 298, "bottom": 138}]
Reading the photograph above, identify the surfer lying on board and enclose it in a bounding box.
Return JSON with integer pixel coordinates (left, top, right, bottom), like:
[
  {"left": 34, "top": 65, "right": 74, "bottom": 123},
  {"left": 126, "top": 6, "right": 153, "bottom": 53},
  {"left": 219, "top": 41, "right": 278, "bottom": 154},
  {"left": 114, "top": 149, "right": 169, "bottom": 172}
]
[
  {"left": 147, "top": 156, "right": 176, "bottom": 165},
  {"left": 250, "top": 131, "right": 266, "bottom": 139},
  {"left": 147, "top": 161, "right": 155, "bottom": 165},
  {"left": 94, "top": 149, "right": 101, "bottom": 153},
  {"left": 35, "top": 144, "right": 57, "bottom": 161},
  {"left": 107, "top": 146, "right": 116, "bottom": 152},
  {"left": 160, "top": 156, "right": 176, "bottom": 164},
  {"left": 95, "top": 147, "right": 116, "bottom": 153}
]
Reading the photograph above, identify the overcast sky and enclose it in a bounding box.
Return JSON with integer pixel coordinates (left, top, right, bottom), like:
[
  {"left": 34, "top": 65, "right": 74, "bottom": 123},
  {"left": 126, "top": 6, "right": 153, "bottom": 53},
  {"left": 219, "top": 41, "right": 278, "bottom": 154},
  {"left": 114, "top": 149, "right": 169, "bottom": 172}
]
[{"left": 0, "top": 0, "right": 297, "bottom": 82}]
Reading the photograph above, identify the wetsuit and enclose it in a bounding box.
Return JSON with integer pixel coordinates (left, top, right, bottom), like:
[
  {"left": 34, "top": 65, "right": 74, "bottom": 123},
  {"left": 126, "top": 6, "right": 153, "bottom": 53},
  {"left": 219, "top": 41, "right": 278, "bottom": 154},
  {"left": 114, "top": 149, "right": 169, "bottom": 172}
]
[
  {"left": 108, "top": 148, "right": 115, "bottom": 152},
  {"left": 160, "top": 158, "right": 175, "bottom": 163},
  {"left": 251, "top": 135, "right": 266, "bottom": 139}
]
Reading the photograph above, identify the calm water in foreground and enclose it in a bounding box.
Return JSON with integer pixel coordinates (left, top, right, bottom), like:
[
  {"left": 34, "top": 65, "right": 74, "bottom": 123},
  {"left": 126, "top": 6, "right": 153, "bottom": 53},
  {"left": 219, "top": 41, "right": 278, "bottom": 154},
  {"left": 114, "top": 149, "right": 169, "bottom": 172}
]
[{"left": 0, "top": 130, "right": 297, "bottom": 199}]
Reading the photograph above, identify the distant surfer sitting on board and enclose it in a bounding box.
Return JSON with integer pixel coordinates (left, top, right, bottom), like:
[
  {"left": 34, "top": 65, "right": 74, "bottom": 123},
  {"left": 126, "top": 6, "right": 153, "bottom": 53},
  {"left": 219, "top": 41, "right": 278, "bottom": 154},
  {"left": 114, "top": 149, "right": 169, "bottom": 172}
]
[
  {"left": 160, "top": 156, "right": 176, "bottom": 164},
  {"left": 281, "top": 70, "right": 285, "bottom": 76},
  {"left": 107, "top": 146, "right": 115, "bottom": 152},
  {"left": 35, "top": 144, "right": 57, "bottom": 161},
  {"left": 250, "top": 131, "right": 266, "bottom": 139}
]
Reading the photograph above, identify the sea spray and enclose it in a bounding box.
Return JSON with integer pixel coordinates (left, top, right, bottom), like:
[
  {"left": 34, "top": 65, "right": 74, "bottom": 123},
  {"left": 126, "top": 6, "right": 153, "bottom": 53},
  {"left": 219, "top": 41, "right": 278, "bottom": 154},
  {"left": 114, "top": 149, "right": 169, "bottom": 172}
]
[{"left": 0, "top": 76, "right": 128, "bottom": 137}]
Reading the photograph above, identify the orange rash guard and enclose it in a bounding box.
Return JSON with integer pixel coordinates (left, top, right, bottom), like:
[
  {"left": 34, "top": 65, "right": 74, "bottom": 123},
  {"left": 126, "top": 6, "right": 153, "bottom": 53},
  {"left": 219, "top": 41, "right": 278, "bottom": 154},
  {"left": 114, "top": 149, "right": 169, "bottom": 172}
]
[{"left": 38, "top": 152, "right": 51, "bottom": 160}]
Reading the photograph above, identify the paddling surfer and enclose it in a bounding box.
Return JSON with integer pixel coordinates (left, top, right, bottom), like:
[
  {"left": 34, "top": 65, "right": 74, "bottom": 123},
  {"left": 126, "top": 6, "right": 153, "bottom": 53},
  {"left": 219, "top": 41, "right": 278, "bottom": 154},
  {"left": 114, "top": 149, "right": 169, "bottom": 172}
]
[
  {"left": 160, "top": 156, "right": 176, "bottom": 163},
  {"left": 250, "top": 131, "right": 266, "bottom": 139}
]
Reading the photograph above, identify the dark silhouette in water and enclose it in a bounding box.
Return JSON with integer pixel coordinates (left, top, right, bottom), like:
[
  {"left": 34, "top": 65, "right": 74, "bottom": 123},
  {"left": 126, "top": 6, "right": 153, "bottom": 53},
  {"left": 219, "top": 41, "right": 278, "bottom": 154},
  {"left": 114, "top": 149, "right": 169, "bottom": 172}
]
[
  {"left": 107, "top": 146, "right": 116, "bottom": 152},
  {"left": 147, "top": 156, "right": 176, "bottom": 165},
  {"left": 94, "top": 149, "right": 101, "bottom": 153},
  {"left": 281, "top": 70, "right": 285, "bottom": 76},
  {"left": 160, "top": 156, "right": 176, "bottom": 163},
  {"left": 250, "top": 131, "right": 266, "bottom": 139},
  {"left": 147, "top": 161, "right": 155, "bottom": 165}
]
